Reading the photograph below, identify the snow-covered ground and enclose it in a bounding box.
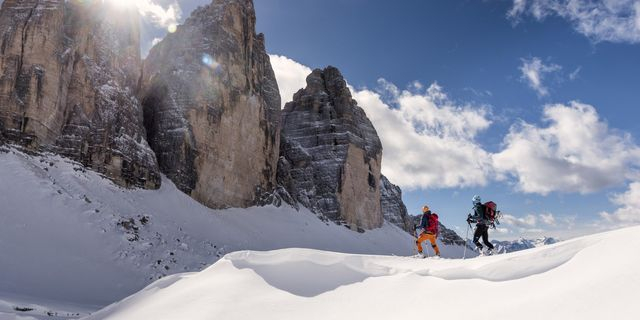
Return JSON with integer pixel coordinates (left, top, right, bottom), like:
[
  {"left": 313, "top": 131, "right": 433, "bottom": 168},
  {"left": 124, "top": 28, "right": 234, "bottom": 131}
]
[
  {"left": 0, "top": 146, "right": 466, "bottom": 319},
  {"left": 86, "top": 226, "right": 640, "bottom": 320}
]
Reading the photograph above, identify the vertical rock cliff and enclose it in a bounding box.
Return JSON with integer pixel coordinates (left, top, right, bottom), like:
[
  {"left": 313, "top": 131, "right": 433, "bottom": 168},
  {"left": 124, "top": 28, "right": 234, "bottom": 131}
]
[
  {"left": 277, "top": 67, "right": 383, "bottom": 230},
  {"left": 141, "top": 0, "right": 281, "bottom": 209},
  {"left": 0, "top": 0, "right": 159, "bottom": 188},
  {"left": 380, "top": 175, "right": 414, "bottom": 232},
  {"left": 0, "top": 0, "right": 65, "bottom": 145}
]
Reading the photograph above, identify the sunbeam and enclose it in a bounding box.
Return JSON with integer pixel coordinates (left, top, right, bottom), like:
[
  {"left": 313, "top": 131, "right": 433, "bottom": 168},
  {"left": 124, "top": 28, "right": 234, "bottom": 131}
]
[{"left": 101, "top": 0, "right": 181, "bottom": 29}]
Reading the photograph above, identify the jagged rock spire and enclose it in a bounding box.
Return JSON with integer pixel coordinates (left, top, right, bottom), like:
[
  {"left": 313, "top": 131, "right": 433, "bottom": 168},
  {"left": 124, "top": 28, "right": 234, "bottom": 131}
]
[{"left": 278, "top": 66, "right": 384, "bottom": 230}]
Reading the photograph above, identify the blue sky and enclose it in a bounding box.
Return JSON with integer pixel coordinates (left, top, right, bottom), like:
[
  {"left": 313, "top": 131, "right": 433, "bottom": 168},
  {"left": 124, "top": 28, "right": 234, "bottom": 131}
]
[{"left": 126, "top": 0, "right": 640, "bottom": 239}]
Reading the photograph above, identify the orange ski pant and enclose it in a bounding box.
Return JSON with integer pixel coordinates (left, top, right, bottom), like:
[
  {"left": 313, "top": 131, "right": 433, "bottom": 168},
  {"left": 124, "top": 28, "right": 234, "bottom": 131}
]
[{"left": 416, "top": 232, "right": 440, "bottom": 255}]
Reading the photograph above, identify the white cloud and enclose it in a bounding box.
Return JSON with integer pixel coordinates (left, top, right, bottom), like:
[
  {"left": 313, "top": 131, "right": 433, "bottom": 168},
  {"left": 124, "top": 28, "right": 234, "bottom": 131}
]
[
  {"left": 501, "top": 214, "right": 538, "bottom": 227},
  {"left": 540, "top": 212, "right": 557, "bottom": 226},
  {"left": 508, "top": 0, "right": 640, "bottom": 44},
  {"left": 139, "top": 0, "right": 181, "bottom": 28},
  {"left": 151, "top": 37, "right": 163, "bottom": 47},
  {"left": 464, "top": 87, "right": 493, "bottom": 98},
  {"left": 493, "top": 101, "right": 640, "bottom": 195},
  {"left": 508, "top": 0, "right": 528, "bottom": 20},
  {"left": 497, "top": 212, "right": 580, "bottom": 237},
  {"left": 494, "top": 227, "right": 512, "bottom": 234},
  {"left": 353, "top": 81, "right": 494, "bottom": 189},
  {"left": 601, "top": 182, "right": 640, "bottom": 224},
  {"left": 268, "top": 55, "right": 313, "bottom": 108},
  {"left": 110, "top": 0, "right": 181, "bottom": 28},
  {"left": 519, "top": 57, "right": 561, "bottom": 97},
  {"left": 377, "top": 80, "right": 491, "bottom": 139},
  {"left": 636, "top": 2, "right": 640, "bottom": 31},
  {"left": 569, "top": 66, "right": 582, "bottom": 81},
  {"left": 493, "top": 211, "right": 597, "bottom": 239}
]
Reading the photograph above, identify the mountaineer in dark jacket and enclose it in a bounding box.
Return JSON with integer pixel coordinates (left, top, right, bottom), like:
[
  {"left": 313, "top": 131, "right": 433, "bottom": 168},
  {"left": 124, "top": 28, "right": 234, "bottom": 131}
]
[{"left": 468, "top": 195, "right": 494, "bottom": 255}]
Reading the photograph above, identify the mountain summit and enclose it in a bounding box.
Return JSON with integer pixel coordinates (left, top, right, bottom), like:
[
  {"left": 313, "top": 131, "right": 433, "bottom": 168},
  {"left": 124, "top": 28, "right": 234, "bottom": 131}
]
[{"left": 277, "top": 66, "right": 384, "bottom": 230}]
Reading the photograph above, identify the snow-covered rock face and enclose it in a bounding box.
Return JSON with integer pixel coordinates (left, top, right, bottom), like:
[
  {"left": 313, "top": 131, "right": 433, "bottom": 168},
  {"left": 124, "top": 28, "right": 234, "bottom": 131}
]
[
  {"left": 277, "top": 67, "right": 383, "bottom": 230},
  {"left": 140, "top": 0, "right": 281, "bottom": 209},
  {"left": 380, "top": 175, "right": 413, "bottom": 232},
  {"left": 0, "top": 0, "right": 160, "bottom": 189}
]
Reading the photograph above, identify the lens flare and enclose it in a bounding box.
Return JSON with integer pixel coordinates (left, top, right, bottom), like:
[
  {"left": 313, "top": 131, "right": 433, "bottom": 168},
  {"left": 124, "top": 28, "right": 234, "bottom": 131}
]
[{"left": 202, "top": 54, "right": 220, "bottom": 70}]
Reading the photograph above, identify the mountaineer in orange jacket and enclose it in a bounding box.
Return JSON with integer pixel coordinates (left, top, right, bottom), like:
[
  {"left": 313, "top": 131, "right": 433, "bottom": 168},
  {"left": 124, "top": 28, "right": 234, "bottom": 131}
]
[{"left": 415, "top": 205, "right": 441, "bottom": 258}]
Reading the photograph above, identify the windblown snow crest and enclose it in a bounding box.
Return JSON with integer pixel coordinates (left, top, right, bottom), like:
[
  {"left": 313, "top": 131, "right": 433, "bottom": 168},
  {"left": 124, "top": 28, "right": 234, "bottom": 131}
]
[{"left": 86, "top": 226, "right": 640, "bottom": 320}]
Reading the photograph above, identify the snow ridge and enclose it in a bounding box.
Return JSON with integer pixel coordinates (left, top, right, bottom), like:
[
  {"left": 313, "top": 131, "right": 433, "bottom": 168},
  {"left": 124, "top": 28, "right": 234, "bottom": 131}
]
[{"left": 86, "top": 226, "right": 640, "bottom": 320}]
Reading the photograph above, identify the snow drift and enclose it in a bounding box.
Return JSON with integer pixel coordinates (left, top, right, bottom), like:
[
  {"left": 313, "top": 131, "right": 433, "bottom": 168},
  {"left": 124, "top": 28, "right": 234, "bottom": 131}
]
[{"left": 86, "top": 226, "right": 640, "bottom": 320}]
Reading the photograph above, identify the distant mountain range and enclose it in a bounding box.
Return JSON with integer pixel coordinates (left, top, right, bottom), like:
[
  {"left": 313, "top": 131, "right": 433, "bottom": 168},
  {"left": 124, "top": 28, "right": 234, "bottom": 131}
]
[{"left": 492, "top": 237, "right": 559, "bottom": 253}]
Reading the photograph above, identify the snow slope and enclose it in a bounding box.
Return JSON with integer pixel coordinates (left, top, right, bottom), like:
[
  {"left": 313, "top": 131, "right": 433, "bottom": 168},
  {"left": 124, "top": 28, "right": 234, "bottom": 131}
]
[
  {"left": 0, "top": 147, "right": 466, "bottom": 316},
  {"left": 85, "top": 226, "right": 640, "bottom": 320}
]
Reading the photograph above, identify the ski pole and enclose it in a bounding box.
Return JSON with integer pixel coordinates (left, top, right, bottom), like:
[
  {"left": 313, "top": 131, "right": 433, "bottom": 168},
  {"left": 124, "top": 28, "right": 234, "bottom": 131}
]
[
  {"left": 412, "top": 229, "right": 418, "bottom": 256},
  {"left": 425, "top": 239, "right": 431, "bottom": 258},
  {"left": 463, "top": 223, "right": 470, "bottom": 259}
]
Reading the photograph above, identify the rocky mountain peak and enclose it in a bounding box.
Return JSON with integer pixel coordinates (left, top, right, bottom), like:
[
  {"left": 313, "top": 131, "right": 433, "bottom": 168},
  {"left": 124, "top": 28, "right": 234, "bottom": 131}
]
[
  {"left": 293, "top": 66, "right": 354, "bottom": 108},
  {"left": 141, "top": 0, "right": 281, "bottom": 209},
  {"left": 286, "top": 66, "right": 382, "bottom": 158},
  {"left": 278, "top": 66, "right": 383, "bottom": 230}
]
